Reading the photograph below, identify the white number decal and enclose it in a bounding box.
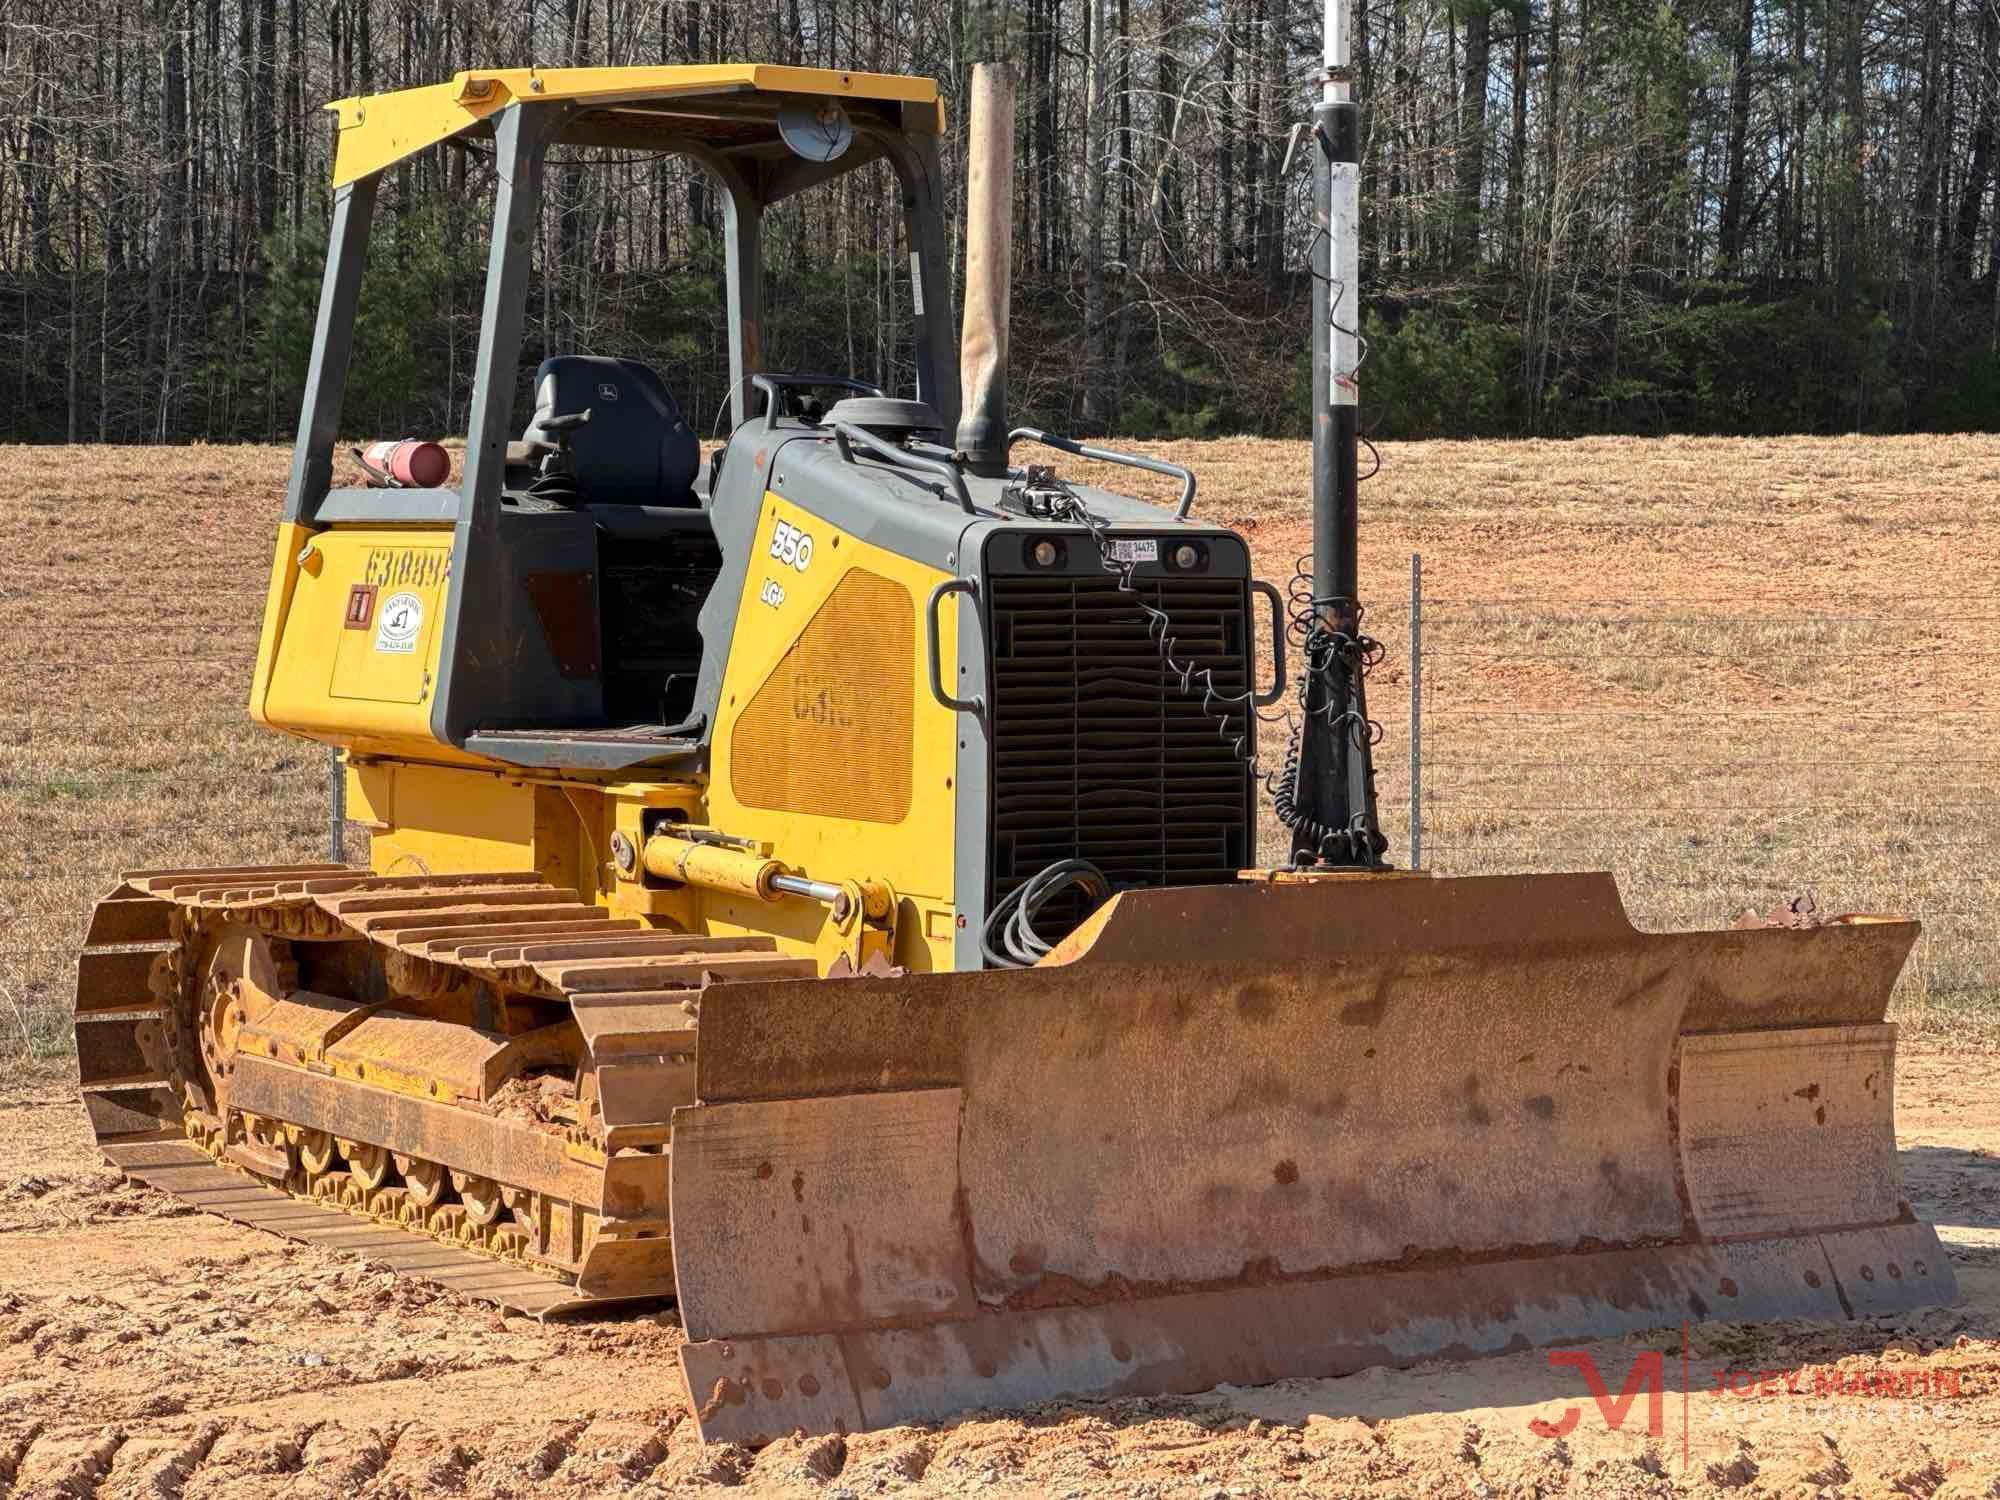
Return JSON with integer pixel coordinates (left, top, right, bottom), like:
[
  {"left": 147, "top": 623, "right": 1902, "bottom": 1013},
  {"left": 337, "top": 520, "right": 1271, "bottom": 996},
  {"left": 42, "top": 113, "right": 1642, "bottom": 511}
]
[
  {"left": 769, "top": 520, "right": 815, "bottom": 572},
  {"left": 759, "top": 577, "right": 786, "bottom": 608}
]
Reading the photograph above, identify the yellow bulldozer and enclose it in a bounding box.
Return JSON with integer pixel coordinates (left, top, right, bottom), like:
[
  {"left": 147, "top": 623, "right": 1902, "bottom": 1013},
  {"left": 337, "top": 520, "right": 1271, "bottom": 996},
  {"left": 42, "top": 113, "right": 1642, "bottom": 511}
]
[{"left": 73, "top": 47, "right": 1949, "bottom": 1445}]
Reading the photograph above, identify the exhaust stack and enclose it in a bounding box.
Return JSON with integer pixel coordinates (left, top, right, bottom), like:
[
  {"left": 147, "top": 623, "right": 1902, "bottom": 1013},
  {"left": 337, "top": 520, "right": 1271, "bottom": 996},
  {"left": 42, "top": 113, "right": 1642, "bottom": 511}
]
[{"left": 955, "top": 63, "right": 1015, "bottom": 475}]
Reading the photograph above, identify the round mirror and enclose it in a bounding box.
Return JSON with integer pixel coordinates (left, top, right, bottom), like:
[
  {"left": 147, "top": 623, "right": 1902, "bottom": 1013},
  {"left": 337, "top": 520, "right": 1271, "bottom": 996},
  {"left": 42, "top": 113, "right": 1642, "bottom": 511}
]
[{"left": 778, "top": 99, "right": 854, "bottom": 163}]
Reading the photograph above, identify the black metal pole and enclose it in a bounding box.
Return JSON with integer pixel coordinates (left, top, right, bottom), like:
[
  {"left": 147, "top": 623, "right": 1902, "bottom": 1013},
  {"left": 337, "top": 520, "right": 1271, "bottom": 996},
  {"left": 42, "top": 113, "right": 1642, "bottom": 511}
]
[{"left": 1288, "top": 65, "right": 1387, "bottom": 867}]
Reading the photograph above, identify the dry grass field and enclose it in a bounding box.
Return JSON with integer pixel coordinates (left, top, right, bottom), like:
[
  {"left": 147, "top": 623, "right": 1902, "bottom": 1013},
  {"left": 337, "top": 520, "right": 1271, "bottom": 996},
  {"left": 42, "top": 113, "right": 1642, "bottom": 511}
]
[
  {"left": 1113, "top": 432, "right": 2000, "bottom": 1046},
  {"left": 2, "top": 435, "right": 2000, "bottom": 1497},
  {"left": 3, "top": 433, "right": 1998, "bottom": 1054}
]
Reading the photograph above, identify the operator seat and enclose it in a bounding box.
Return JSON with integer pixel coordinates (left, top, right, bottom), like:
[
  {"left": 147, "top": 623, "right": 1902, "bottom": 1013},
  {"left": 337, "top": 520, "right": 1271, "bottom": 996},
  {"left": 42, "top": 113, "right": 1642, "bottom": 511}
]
[{"left": 523, "top": 355, "right": 701, "bottom": 506}]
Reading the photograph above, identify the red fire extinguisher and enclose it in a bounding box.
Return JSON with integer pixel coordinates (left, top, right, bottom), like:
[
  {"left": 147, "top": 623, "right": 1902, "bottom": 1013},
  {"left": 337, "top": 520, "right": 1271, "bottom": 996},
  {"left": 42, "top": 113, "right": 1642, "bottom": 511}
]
[{"left": 354, "top": 439, "right": 450, "bottom": 488}]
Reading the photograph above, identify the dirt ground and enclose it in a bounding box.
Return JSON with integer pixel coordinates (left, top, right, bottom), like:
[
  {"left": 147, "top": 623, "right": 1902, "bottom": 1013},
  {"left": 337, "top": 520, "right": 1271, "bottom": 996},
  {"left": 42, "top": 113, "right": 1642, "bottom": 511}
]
[{"left": 0, "top": 1048, "right": 1995, "bottom": 1499}]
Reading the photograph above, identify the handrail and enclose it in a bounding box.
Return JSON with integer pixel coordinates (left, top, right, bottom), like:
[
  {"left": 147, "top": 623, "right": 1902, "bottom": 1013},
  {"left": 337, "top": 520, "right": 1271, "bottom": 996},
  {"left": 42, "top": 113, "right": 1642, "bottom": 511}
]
[
  {"left": 1006, "top": 427, "right": 1198, "bottom": 519},
  {"left": 832, "top": 422, "right": 976, "bottom": 515},
  {"left": 925, "top": 579, "right": 987, "bottom": 719}
]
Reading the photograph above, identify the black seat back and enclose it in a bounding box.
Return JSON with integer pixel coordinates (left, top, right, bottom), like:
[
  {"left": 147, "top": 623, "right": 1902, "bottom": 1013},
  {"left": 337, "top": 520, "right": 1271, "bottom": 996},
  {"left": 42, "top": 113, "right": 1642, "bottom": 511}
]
[{"left": 526, "top": 355, "right": 700, "bottom": 506}]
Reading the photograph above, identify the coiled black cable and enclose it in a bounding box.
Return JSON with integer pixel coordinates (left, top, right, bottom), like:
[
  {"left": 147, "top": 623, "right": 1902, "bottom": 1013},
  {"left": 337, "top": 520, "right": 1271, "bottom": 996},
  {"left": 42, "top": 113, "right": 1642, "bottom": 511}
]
[
  {"left": 981, "top": 857, "right": 1112, "bottom": 968},
  {"left": 1269, "top": 550, "right": 1388, "bottom": 863}
]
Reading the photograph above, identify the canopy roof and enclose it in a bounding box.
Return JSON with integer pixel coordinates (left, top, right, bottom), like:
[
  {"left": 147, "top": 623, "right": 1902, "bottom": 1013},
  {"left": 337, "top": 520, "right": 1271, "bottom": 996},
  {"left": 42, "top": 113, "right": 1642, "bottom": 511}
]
[{"left": 324, "top": 65, "right": 944, "bottom": 187}]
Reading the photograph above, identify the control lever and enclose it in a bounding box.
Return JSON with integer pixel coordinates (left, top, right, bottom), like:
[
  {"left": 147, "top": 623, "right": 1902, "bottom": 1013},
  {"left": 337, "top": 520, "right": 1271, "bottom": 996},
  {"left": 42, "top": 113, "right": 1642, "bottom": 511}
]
[{"left": 526, "top": 407, "right": 593, "bottom": 504}]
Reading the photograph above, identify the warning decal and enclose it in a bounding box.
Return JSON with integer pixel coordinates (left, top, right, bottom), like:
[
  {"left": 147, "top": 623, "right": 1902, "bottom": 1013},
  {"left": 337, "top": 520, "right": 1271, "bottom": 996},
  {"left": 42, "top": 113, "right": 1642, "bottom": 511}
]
[{"left": 374, "top": 591, "right": 423, "bottom": 654}]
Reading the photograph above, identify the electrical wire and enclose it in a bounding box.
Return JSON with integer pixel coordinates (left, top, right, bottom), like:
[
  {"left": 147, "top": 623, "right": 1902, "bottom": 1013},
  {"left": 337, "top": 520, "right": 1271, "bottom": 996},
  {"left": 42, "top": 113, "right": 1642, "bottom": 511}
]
[
  {"left": 710, "top": 380, "right": 749, "bottom": 441},
  {"left": 1029, "top": 475, "right": 1277, "bottom": 759},
  {"left": 1266, "top": 577, "right": 1388, "bottom": 865},
  {"left": 981, "top": 858, "right": 1112, "bottom": 968}
]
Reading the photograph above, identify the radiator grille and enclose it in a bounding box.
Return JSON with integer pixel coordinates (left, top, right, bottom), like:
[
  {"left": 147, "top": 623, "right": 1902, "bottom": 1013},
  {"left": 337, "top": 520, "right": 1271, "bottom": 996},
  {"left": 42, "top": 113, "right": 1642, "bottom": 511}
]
[{"left": 987, "top": 572, "right": 1253, "bottom": 937}]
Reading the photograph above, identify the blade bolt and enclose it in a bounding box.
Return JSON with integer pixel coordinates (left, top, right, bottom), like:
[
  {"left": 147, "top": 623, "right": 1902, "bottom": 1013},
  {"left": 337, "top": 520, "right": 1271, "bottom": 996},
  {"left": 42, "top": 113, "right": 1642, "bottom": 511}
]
[{"left": 610, "top": 831, "right": 637, "bottom": 876}]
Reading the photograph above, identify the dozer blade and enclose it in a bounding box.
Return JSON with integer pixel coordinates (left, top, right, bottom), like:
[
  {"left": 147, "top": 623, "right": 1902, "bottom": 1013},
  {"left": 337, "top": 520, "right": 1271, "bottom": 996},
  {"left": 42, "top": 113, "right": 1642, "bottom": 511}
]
[{"left": 672, "top": 871, "right": 1952, "bottom": 1443}]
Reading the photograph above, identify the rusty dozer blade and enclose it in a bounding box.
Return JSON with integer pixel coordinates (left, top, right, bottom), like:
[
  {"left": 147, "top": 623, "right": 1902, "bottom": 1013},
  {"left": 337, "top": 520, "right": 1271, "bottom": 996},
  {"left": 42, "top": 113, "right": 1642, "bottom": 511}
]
[{"left": 671, "top": 871, "right": 1952, "bottom": 1443}]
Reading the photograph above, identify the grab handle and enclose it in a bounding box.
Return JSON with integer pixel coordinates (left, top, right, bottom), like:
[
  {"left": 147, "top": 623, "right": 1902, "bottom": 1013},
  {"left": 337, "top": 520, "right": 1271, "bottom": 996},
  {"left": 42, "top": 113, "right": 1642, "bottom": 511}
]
[
  {"left": 1007, "top": 427, "right": 1198, "bottom": 518},
  {"left": 1251, "top": 579, "right": 1289, "bottom": 707},
  {"left": 834, "top": 423, "right": 976, "bottom": 514},
  {"left": 925, "top": 579, "right": 987, "bottom": 719}
]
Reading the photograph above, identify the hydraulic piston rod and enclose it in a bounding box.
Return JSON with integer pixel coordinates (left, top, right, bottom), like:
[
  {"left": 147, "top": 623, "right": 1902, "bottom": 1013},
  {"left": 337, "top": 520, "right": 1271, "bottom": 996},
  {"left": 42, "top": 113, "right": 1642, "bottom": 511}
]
[
  {"left": 637, "top": 832, "right": 897, "bottom": 931},
  {"left": 643, "top": 833, "right": 841, "bottom": 909}
]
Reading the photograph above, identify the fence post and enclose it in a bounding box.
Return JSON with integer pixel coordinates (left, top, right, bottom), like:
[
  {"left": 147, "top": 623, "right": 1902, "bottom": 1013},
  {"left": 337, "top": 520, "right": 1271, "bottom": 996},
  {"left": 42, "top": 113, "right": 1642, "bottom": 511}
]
[
  {"left": 1409, "top": 552, "right": 1422, "bottom": 870},
  {"left": 328, "top": 745, "right": 346, "bottom": 864}
]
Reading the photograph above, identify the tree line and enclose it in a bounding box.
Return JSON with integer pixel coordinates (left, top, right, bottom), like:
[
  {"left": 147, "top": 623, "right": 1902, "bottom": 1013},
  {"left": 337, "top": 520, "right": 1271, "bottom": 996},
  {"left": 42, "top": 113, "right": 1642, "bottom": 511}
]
[{"left": 1, "top": 0, "right": 1995, "bottom": 447}]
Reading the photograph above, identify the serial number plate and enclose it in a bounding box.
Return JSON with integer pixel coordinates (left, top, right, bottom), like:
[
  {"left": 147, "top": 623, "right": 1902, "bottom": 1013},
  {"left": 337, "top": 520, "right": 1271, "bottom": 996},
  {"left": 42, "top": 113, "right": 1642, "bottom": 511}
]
[{"left": 1107, "top": 538, "right": 1159, "bottom": 563}]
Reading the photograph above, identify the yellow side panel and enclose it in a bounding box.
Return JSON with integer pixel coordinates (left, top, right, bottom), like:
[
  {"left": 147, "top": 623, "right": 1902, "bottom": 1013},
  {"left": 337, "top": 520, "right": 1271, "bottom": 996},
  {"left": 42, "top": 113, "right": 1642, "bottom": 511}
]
[
  {"left": 362, "top": 762, "right": 537, "bottom": 879},
  {"left": 358, "top": 764, "right": 706, "bottom": 917},
  {"left": 261, "top": 528, "right": 482, "bottom": 764},
  {"left": 707, "top": 494, "right": 959, "bottom": 970},
  {"left": 730, "top": 568, "right": 914, "bottom": 824}
]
